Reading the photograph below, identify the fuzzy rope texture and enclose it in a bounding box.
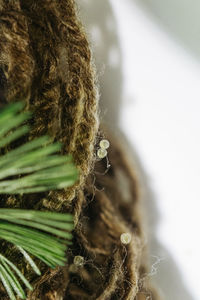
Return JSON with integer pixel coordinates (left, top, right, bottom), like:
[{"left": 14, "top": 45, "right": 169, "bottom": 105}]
[{"left": 0, "top": 1, "right": 159, "bottom": 299}]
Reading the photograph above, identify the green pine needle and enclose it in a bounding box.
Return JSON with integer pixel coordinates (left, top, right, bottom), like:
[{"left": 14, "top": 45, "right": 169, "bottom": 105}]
[
  {"left": 0, "top": 101, "right": 78, "bottom": 193},
  {"left": 0, "top": 209, "right": 74, "bottom": 299},
  {"left": 17, "top": 247, "right": 41, "bottom": 276},
  {"left": 0, "top": 102, "right": 77, "bottom": 299},
  {"left": 0, "top": 253, "right": 33, "bottom": 300},
  {"left": 0, "top": 209, "right": 74, "bottom": 267}
]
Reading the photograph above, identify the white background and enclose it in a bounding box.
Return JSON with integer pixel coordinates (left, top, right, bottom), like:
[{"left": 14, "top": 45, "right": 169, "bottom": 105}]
[{"left": 78, "top": 1, "right": 200, "bottom": 299}]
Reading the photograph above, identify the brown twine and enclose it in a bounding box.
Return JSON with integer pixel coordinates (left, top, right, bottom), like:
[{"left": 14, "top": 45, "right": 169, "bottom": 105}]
[{"left": 0, "top": 1, "right": 159, "bottom": 299}]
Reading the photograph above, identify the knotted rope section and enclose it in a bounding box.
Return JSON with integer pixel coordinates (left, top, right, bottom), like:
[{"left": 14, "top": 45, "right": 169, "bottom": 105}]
[{"left": 0, "top": 0, "right": 159, "bottom": 299}]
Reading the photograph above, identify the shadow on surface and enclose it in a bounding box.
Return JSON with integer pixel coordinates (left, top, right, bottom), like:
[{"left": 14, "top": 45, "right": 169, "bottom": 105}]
[
  {"left": 138, "top": 148, "right": 195, "bottom": 300},
  {"left": 77, "top": 0, "right": 123, "bottom": 128},
  {"left": 137, "top": 0, "right": 200, "bottom": 62},
  {"left": 120, "top": 134, "right": 194, "bottom": 300},
  {"left": 78, "top": 1, "right": 194, "bottom": 299}
]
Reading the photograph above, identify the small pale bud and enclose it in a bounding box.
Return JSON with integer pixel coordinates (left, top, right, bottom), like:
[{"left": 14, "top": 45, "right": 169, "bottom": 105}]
[
  {"left": 99, "top": 139, "right": 110, "bottom": 150},
  {"left": 120, "top": 233, "right": 132, "bottom": 245},
  {"left": 73, "top": 255, "right": 84, "bottom": 266},
  {"left": 97, "top": 148, "right": 107, "bottom": 159}
]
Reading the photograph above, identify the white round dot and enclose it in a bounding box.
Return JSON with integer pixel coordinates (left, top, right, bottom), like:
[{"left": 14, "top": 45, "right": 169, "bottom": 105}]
[
  {"left": 99, "top": 139, "right": 110, "bottom": 150},
  {"left": 120, "top": 233, "right": 132, "bottom": 245},
  {"left": 97, "top": 148, "right": 107, "bottom": 159},
  {"left": 73, "top": 255, "right": 84, "bottom": 266}
]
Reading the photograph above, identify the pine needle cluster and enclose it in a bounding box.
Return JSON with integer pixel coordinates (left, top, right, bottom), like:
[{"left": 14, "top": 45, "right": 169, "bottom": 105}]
[{"left": 0, "top": 102, "right": 78, "bottom": 300}]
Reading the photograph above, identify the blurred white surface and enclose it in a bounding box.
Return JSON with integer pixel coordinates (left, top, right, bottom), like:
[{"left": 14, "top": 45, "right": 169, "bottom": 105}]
[{"left": 78, "top": 0, "right": 200, "bottom": 299}]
